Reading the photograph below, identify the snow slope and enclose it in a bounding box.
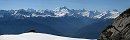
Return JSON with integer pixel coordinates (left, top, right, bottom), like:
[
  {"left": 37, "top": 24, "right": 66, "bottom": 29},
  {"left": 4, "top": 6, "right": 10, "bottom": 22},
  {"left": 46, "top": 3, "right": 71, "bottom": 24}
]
[{"left": 0, "top": 32, "right": 96, "bottom": 40}]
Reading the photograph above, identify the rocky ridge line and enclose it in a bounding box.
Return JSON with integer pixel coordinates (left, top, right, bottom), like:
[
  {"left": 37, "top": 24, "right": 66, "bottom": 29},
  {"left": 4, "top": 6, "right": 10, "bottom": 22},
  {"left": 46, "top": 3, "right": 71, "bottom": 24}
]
[{"left": 99, "top": 8, "right": 130, "bottom": 40}]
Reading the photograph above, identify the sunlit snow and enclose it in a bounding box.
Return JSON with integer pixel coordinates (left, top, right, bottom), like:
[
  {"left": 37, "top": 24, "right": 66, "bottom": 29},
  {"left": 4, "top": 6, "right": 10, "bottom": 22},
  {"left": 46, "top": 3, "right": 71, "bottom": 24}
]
[{"left": 0, "top": 32, "right": 96, "bottom": 40}]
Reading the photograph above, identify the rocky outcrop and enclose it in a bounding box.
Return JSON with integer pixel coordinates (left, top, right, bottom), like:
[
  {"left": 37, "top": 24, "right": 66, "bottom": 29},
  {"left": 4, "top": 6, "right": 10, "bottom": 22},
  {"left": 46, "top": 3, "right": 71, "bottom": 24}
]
[{"left": 99, "top": 8, "right": 130, "bottom": 40}]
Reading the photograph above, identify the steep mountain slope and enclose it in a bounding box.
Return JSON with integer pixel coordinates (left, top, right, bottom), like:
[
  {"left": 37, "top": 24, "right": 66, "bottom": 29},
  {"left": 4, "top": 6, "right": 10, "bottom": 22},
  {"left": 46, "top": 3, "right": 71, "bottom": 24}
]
[
  {"left": 99, "top": 8, "right": 130, "bottom": 40},
  {"left": 75, "top": 19, "right": 113, "bottom": 39}
]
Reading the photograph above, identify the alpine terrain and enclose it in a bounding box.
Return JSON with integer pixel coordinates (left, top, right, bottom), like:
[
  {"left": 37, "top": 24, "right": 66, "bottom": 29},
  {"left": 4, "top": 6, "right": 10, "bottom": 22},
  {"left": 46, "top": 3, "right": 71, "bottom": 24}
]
[
  {"left": 0, "top": 6, "right": 121, "bottom": 39},
  {"left": 99, "top": 8, "right": 130, "bottom": 40}
]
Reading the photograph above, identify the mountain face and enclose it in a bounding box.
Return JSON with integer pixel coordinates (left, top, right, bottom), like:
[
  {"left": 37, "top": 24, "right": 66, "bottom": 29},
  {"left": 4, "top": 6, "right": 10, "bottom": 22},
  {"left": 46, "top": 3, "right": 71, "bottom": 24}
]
[
  {"left": 0, "top": 6, "right": 120, "bottom": 39},
  {"left": 99, "top": 8, "right": 130, "bottom": 40}
]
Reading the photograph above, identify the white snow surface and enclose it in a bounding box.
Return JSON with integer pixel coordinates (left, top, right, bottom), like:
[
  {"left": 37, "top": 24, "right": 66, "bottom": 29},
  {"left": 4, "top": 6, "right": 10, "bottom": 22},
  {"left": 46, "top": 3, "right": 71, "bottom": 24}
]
[{"left": 0, "top": 32, "right": 96, "bottom": 40}]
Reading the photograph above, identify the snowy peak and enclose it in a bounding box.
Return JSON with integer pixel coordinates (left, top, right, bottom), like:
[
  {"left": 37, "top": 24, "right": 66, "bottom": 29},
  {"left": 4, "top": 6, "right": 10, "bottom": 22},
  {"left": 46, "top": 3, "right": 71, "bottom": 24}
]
[
  {"left": 53, "top": 6, "right": 69, "bottom": 12},
  {"left": 93, "top": 10, "right": 121, "bottom": 19},
  {"left": 59, "top": 6, "right": 69, "bottom": 10},
  {"left": 80, "top": 9, "right": 90, "bottom": 17},
  {"left": 53, "top": 6, "right": 69, "bottom": 17},
  {"left": 112, "top": 9, "right": 118, "bottom": 12},
  {"left": 104, "top": 9, "right": 120, "bottom": 19},
  {"left": 26, "top": 8, "right": 36, "bottom": 13}
]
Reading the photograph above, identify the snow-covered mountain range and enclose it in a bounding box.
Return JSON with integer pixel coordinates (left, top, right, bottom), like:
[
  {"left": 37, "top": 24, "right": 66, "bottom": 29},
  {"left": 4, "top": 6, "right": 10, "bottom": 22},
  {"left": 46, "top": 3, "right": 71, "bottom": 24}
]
[
  {"left": 0, "top": 6, "right": 120, "bottom": 19},
  {"left": 0, "top": 6, "right": 121, "bottom": 39}
]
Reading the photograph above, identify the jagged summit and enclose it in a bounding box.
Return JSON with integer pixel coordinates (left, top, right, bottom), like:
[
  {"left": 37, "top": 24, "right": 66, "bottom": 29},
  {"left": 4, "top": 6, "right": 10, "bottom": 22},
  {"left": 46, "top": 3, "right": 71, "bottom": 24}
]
[
  {"left": 113, "top": 9, "right": 118, "bottom": 12},
  {"left": 53, "top": 6, "right": 69, "bottom": 11},
  {"left": 53, "top": 6, "right": 69, "bottom": 17},
  {"left": 59, "top": 6, "right": 69, "bottom": 10}
]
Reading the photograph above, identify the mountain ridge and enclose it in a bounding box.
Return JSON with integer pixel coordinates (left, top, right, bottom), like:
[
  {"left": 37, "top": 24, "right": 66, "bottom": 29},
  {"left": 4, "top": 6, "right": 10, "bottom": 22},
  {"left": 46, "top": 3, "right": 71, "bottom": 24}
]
[
  {"left": 0, "top": 6, "right": 121, "bottom": 19},
  {"left": 0, "top": 6, "right": 121, "bottom": 39},
  {"left": 99, "top": 8, "right": 130, "bottom": 40}
]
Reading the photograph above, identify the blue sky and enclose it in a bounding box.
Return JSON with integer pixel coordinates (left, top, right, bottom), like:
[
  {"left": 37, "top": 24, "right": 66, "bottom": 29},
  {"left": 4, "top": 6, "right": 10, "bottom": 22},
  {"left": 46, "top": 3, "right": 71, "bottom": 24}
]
[{"left": 0, "top": 0, "right": 130, "bottom": 11}]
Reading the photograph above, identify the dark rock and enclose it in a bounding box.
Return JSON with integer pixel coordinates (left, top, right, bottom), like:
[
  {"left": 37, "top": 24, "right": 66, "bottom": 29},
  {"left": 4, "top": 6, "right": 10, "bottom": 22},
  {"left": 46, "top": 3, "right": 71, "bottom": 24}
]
[
  {"left": 99, "top": 8, "right": 130, "bottom": 40},
  {"left": 28, "top": 30, "right": 36, "bottom": 32}
]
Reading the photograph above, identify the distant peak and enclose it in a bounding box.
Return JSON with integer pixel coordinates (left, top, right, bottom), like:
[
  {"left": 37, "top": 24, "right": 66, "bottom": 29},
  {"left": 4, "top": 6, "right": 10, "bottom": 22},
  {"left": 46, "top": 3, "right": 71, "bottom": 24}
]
[
  {"left": 59, "top": 6, "right": 68, "bottom": 9},
  {"left": 112, "top": 9, "right": 118, "bottom": 12},
  {"left": 55, "top": 6, "right": 69, "bottom": 10},
  {"left": 82, "top": 8, "right": 88, "bottom": 11}
]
